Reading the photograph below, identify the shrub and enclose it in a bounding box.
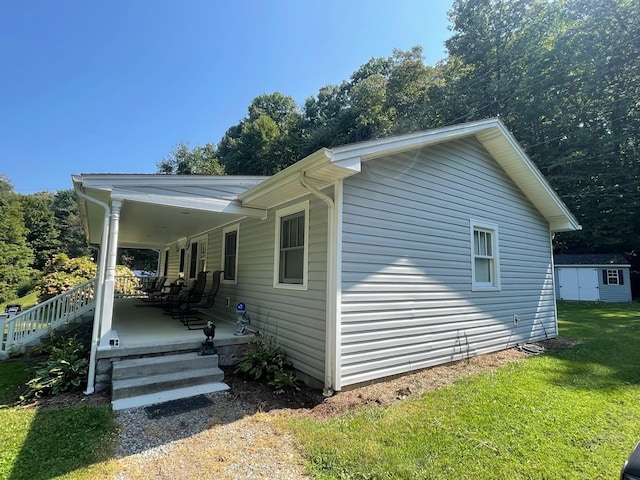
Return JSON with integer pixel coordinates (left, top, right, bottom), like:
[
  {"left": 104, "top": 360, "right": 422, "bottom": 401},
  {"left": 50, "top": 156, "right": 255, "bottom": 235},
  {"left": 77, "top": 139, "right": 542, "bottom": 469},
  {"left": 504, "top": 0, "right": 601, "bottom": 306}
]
[
  {"left": 235, "top": 336, "right": 300, "bottom": 391},
  {"left": 20, "top": 335, "right": 89, "bottom": 403},
  {"left": 38, "top": 254, "right": 97, "bottom": 301}
]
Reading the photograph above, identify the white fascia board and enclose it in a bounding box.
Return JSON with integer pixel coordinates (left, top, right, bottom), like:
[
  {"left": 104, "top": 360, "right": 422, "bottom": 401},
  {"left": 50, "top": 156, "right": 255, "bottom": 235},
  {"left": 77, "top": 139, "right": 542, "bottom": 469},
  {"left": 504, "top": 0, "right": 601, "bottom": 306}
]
[
  {"left": 331, "top": 118, "right": 503, "bottom": 163},
  {"left": 111, "top": 190, "right": 266, "bottom": 218},
  {"left": 480, "top": 122, "right": 581, "bottom": 233},
  {"left": 73, "top": 174, "right": 269, "bottom": 190},
  {"left": 239, "top": 149, "right": 351, "bottom": 206},
  {"left": 556, "top": 264, "right": 629, "bottom": 268}
]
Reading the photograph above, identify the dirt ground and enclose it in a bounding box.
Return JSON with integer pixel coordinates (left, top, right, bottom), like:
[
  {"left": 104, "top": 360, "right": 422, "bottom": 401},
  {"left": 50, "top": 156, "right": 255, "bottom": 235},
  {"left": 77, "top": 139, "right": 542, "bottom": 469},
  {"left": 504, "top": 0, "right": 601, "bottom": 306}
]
[{"left": 29, "top": 337, "right": 575, "bottom": 419}]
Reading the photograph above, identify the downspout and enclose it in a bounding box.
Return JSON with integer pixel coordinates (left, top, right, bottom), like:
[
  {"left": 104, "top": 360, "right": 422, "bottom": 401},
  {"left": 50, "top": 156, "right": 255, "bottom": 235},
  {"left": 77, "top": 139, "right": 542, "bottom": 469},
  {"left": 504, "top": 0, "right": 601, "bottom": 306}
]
[
  {"left": 75, "top": 189, "right": 111, "bottom": 395},
  {"left": 299, "top": 172, "right": 338, "bottom": 396}
]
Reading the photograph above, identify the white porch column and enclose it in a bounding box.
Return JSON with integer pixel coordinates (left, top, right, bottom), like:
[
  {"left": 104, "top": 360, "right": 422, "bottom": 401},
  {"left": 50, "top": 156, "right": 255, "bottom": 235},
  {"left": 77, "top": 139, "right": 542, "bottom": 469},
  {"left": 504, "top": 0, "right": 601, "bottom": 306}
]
[{"left": 99, "top": 199, "right": 122, "bottom": 347}]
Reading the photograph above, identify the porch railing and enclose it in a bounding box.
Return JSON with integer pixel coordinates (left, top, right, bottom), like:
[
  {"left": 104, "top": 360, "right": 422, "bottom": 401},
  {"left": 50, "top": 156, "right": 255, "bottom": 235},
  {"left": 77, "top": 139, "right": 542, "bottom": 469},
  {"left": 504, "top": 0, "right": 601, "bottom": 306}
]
[{"left": 1, "top": 278, "right": 97, "bottom": 355}]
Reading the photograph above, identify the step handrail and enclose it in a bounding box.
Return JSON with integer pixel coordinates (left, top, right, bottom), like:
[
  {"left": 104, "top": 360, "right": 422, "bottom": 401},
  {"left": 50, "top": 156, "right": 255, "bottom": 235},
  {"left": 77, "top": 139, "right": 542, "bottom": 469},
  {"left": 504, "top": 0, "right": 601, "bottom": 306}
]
[{"left": 1, "top": 278, "right": 97, "bottom": 355}]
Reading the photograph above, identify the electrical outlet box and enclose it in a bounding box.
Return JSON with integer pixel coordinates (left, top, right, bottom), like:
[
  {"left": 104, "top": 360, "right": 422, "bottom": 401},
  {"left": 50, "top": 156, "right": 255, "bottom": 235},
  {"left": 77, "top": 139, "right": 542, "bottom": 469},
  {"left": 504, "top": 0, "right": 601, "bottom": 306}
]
[{"left": 513, "top": 314, "right": 520, "bottom": 325}]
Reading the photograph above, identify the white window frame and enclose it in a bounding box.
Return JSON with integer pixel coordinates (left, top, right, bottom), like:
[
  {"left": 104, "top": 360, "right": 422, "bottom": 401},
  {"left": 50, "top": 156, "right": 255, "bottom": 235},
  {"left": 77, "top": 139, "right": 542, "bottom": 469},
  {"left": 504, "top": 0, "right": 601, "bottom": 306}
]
[
  {"left": 221, "top": 224, "right": 239, "bottom": 284},
  {"left": 274, "top": 201, "right": 309, "bottom": 290},
  {"left": 188, "top": 234, "right": 208, "bottom": 279},
  {"left": 470, "top": 219, "right": 501, "bottom": 291},
  {"left": 605, "top": 269, "right": 621, "bottom": 285}
]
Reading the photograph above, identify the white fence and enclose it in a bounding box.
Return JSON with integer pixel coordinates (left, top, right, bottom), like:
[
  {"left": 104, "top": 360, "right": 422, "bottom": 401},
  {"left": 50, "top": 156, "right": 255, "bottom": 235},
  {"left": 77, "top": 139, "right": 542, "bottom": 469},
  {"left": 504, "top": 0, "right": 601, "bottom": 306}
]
[{"left": 1, "top": 278, "right": 96, "bottom": 355}]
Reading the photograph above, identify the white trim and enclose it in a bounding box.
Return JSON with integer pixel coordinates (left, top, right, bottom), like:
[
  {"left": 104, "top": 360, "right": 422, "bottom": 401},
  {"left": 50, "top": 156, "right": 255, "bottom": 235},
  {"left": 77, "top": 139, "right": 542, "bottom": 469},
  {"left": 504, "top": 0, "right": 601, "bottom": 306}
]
[
  {"left": 188, "top": 234, "right": 208, "bottom": 279},
  {"left": 554, "top": 264, "right": 629, "bottom": 269},
  {"left": 333, "top": 180, "right": 344, "bottom": 391},
  {"left": 273, "top": 201, "right": 310, "bottom": 290},
  {"left": 470, "top": 219, "right": 501, "bottom": 292},
  {"left": 221, "top": 224, "right": 239, "bottom": 284}
]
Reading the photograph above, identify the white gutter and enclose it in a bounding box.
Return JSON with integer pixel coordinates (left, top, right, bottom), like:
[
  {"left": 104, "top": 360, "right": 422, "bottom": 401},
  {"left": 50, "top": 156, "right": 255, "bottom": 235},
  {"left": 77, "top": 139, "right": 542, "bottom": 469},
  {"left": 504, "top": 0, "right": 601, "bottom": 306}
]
[
  {"left": 75, "top": 189, "right": 111, "bottom": 395},
  {"left": 298, "top": 172, "right": 339, "bottom": 396}
]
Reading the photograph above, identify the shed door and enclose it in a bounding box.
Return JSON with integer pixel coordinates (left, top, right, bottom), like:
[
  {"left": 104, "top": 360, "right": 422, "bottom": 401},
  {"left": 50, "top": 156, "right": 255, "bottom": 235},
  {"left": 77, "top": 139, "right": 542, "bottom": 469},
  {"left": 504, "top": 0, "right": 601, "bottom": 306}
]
[{"left": 558, "top": 268, "right": 599, "bottom": 301}]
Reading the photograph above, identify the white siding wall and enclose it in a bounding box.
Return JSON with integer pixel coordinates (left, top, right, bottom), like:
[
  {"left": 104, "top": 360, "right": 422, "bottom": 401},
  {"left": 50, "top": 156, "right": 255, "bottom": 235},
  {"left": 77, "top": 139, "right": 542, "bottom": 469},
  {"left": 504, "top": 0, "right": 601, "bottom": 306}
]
[
  {"left": 206, "top": 195, "right": 329, "bottom": 382},
  {"left": 340, "top": 138, "right": 556, "bottom": 387}
]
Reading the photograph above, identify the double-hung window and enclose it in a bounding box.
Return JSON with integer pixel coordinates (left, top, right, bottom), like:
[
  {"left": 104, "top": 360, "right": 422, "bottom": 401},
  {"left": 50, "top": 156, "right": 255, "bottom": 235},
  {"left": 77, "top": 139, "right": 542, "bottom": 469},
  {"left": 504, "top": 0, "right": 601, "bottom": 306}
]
[
  {"left": 222, "top": 225, "right": 239, "bottom": 283},
  {"left": 603, "top": 269, "right": 624, "bottom": 285},
  {"left": 470, "top": 220, "right": 500, "bottom": 291},
  {"left": 188, "top": 235, "right": 208, "bottom": 279},
  {"left": 274, "top": 201, "right": 309, "bottom": 289}
]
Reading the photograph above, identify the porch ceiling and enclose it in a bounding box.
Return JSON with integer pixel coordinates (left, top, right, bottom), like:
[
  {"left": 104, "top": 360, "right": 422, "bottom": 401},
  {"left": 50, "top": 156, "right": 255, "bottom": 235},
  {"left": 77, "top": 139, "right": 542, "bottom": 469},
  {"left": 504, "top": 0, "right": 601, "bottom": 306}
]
[{"left": 73, "top": 175, "right": 269, "bottom": 248}]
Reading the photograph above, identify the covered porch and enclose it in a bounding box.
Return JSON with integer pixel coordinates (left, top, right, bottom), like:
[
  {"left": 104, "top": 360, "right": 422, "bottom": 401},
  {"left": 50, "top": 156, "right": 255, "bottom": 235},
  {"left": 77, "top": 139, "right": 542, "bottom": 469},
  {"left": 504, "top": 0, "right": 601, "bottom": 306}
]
[{"left": 97, "top": 297, "right": 253, "bottom": 365}]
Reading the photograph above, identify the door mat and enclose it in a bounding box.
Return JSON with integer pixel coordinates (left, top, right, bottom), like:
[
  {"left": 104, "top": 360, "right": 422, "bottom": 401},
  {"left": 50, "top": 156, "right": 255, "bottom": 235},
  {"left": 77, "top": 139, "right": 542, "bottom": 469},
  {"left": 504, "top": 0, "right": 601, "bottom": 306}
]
[{"left": 144, "top": 394, "right": 212, "bottom": 419}]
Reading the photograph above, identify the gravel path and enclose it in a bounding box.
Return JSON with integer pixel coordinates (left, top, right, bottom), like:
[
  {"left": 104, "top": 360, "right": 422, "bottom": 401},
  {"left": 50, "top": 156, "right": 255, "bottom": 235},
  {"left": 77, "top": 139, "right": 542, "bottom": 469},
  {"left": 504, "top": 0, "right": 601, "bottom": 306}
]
[
  {"left": 100, "top": 341, "right": 570, "bottom": 479},
  {"left": 114, "top": 390, "right": 308, "bottom": 480}
]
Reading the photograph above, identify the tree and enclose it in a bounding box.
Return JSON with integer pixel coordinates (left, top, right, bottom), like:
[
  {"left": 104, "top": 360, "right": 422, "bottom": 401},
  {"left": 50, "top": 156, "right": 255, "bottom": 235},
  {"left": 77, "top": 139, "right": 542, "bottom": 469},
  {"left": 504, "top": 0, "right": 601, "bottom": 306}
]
[
  {"left": 156, "top": 142, "right": 224, "bottom": 175},
  {"left": 21, "top": 192, "right": 61, "bottom": 269},
  {"left": 218, "top": 93, "right": 304, "bottom": 175},
  {"left": 0, "top": 175, "right": 35, "bottom": 302},
  {"left": 52, "top": 190, "right": 91, "bottom": 259}
]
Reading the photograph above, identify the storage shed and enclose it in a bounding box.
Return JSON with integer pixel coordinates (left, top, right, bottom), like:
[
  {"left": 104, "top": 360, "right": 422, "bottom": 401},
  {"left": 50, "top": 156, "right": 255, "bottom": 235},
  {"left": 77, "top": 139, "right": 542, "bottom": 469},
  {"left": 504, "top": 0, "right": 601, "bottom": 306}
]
[{"left": 554, "top": 254, "right": 632, "bottom": 302}]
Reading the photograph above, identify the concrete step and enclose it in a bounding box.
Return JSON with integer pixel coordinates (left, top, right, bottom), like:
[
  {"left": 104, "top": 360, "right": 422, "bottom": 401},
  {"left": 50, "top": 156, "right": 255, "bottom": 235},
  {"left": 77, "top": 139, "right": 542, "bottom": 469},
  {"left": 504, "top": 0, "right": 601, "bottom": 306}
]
[
  {"left": 112, "top": 365, "right": 225, "bottom": 400},
  {"left": 110, "top": 350, "right": 228, "bottom": 410},
  {"left": 111, "top": 382, "right": 229, "bottom": 411},
  {"left": 112, "top": 352, "right": 219, "bottom": 380}
]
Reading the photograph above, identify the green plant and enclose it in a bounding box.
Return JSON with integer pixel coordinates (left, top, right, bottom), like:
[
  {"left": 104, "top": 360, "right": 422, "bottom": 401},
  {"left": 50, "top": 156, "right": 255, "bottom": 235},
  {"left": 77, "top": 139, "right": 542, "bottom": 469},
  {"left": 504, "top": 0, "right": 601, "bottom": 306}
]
[
  {"left": 235, "top": 336, "right": 298, "bottom": 390},
  {"left": 37, "top": 254, "right": 97, "bottom": 301},
  {"left": 269, "top": 369, "right": 300, "bottom": 391},
  {"left": 20, "top": 335, "right": 89, "bottom": 402}
]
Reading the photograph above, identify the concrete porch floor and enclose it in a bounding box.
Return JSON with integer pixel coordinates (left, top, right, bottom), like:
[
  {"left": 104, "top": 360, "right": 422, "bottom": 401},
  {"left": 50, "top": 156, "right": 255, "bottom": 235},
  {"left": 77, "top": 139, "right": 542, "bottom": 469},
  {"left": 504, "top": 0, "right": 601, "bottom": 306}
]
[{"left": 96, "top": 298, "right": 252, "bottom": 362}]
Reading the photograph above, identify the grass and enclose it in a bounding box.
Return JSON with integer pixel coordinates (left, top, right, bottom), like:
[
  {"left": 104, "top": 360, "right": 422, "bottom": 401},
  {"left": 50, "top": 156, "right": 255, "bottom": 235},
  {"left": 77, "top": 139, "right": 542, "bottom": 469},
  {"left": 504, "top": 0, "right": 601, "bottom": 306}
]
[
  {"left": 0, "top": 301, "right": 639, "bottom": 479},
  {"left": 288, "top": 301, "right": 640, "bottom": 479},
  {"left": 0, "top": 290, "right": 39, "bottom": 313},
  {"left": 0, "top": 360, "right": 118, "bottom": 480}
]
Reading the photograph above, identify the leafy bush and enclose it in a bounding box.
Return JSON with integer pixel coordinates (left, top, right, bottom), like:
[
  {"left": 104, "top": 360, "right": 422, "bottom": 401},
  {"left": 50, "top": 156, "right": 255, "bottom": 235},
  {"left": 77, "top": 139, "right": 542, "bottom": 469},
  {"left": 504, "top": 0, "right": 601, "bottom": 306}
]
[
  {"left": 38, "top": 254, "right": 97, "bottom": 301},
  {"left": 235, "top": 336, "right": 299, "bottom": 391},
  {"left": 20, "top": 335, "right": 89, "bottom": 402}
]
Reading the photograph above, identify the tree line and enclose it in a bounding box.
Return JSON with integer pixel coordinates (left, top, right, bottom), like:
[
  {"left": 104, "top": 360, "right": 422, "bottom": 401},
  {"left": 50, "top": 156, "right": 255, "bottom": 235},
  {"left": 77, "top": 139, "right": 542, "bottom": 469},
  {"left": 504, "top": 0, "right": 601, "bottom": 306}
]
[
  {"left": 0, "top": 179, "right": 90, "bottom": 302},
  {"left": 2, "top": 0, "right": 639, "bottom": 301},
  {"left": 159, "top": 0, "right": 640, "bottom": 268}
]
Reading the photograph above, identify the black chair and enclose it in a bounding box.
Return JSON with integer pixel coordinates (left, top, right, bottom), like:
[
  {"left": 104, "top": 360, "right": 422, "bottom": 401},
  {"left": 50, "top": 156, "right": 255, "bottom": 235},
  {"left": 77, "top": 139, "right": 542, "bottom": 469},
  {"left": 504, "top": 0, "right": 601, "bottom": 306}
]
[
  {"left": 165, "top": 271, "right": 209, "bottom": 318},
  {"left": 181, "top": 270, "right": 223, "bottom": 329},
  {"left": 139, "top": 276, "right": 167, "bottom": 300}
]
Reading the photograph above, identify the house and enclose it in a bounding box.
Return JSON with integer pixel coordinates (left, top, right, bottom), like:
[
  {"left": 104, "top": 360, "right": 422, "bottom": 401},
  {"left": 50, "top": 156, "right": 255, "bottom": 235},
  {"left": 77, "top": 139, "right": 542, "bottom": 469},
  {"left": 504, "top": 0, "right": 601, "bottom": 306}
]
[
  {"left": 554, "top": 253, "right": 632, "bottom": 302},
  {"left": 72, "top": 118, "right": 580, "bottom": 398}
]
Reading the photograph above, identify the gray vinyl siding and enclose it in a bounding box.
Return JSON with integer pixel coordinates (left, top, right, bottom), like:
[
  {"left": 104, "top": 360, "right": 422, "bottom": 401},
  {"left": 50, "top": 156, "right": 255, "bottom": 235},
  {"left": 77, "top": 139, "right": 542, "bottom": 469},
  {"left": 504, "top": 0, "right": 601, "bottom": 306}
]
[
  {"left": 204, "top": 195, "right": 329, "bottom": 382},
  {"left": 340, "top": 137, "right": 556, "bottom": 387}
]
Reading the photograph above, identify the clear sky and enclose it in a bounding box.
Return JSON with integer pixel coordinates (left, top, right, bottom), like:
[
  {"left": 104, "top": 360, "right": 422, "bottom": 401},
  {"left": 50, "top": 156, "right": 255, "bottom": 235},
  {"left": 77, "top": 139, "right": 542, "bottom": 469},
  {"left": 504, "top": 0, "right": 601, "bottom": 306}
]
[{"left": 0, "top": 1, "right": 454, "bottom": 194}]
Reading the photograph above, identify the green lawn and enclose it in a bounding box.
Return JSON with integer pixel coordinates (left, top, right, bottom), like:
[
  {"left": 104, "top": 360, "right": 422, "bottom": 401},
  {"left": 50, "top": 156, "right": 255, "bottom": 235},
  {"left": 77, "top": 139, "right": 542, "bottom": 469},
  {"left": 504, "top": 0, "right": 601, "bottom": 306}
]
[
  {"left": 0, "top": 302, "right": 639, "bottom": 479},
  {"left": 289, "top": 301, "right": 640, "bottom": 479},
  {"left": 0, "top": 361, "right": 117, "bottom": 480}
]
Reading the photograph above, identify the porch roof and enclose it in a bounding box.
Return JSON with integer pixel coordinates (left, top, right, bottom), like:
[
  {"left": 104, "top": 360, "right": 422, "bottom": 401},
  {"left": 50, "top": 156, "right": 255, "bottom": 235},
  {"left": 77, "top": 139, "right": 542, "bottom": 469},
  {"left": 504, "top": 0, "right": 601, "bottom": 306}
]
[{"left": 73, "top": 174, "right": 269, "bottom": 248}]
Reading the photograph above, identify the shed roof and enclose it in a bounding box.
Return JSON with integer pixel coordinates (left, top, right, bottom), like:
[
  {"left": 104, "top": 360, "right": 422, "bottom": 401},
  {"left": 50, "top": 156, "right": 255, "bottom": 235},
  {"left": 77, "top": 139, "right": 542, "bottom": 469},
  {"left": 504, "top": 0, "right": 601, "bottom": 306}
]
[{"left": 554, "top": 253, "right": 630, "bottom": 266}]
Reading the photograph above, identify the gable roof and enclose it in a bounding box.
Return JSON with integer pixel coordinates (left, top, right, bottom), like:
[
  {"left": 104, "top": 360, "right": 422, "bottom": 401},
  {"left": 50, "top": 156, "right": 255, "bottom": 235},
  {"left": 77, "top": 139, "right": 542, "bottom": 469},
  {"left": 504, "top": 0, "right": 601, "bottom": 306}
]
[
  {"left": 554, "top": 253, "right": 629, "bottom": 266},
  {"left": 239, "top": 118, "right": 581, "bottom": 233}
]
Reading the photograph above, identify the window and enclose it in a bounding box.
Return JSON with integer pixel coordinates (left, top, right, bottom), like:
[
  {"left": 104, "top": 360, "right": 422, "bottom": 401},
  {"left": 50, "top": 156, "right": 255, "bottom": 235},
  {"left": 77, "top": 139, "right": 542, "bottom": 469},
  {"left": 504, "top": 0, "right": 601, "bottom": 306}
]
[
  {"left": 162, "top": 249, "right": 169, "bottom": 277},
  {"left": 222, "top": 225, "right": 239, "bottom": 283},
  {"left": 188, "top": 236, "right": 208, "bottom": 279},
  {"left": 179, "top": 248, "right": 186, "bottom": 274},
  {"left": 603, "top": 269, "right": 624, "bottom": 285},
  {"left": 274, "top": 201, "right": 309, "bottom": 289},
  {"left": 470, "top": 220, "right": 500, "bottom": 290}
]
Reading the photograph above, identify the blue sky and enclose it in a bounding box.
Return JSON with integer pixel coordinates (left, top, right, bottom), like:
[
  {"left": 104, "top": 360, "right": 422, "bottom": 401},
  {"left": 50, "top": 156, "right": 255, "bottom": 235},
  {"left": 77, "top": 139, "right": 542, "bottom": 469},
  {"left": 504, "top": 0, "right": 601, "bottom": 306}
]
[{"left": 1, "top": 1, "right": 454, "bottom": 194}]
